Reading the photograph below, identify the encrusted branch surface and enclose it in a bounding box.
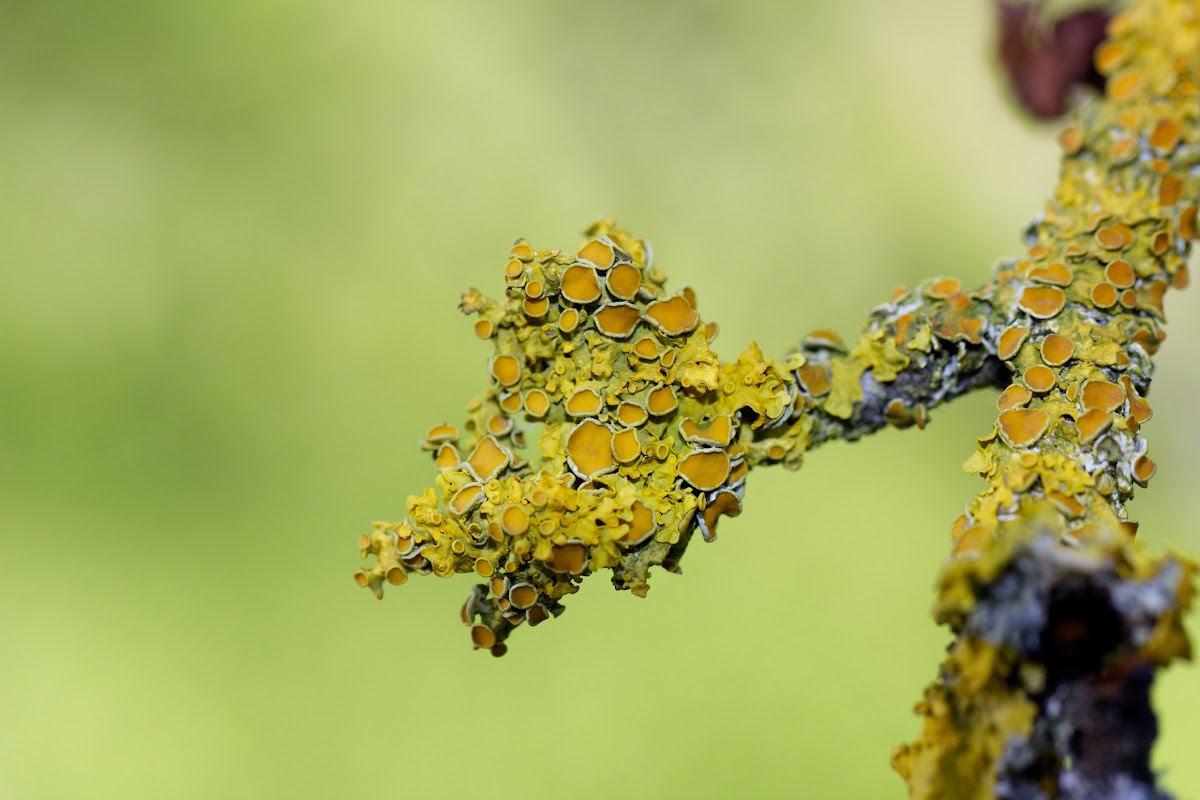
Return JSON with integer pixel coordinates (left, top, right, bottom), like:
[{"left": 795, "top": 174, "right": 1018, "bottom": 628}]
[{"left": 356, "top": 0, "right": 1199, "bottom": 795}]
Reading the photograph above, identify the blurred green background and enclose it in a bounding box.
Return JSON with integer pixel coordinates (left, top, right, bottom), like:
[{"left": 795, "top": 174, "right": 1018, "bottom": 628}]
[{"left": 2, "top": 1, "right": 1197, "bottom": 798}]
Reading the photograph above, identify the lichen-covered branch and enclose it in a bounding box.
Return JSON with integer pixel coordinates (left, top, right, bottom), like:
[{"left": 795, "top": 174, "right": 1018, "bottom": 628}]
[
  {"left": 355, "top": 0, "right": 1198, "bottom": 794},
  {"left": 892, "top": 1, "right": 1200, "bottom": 795},
  {"left": 892, "top": 508, "right": 1193, "bottom": 800}
]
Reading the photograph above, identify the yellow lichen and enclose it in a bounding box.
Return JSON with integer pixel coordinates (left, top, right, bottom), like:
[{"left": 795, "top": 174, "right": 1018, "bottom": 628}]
[{"left": 355, "top": 13, "right": 1199, "bottom": 795}]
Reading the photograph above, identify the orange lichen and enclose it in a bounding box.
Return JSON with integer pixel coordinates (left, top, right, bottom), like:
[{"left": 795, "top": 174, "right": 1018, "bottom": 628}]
[
  {"left": 643, "top": 295, "right": 699, "bottom": 337},
  {"left": 470, "top": 624, "right": 499, "bottom": 651},
  {"left": 927, "top": 278, "right": 962, "bottom": 299},
  {"left": 886, "top": 398, "right": 920, "bottom": 428},
  {"left": 680, "top": 414, "right": 734, "bottom": 447},
  {"left": 1093, "top": 40, "right": 1128, "bottom": 74},
  {"left": 566, "top": 388, "right": 603, "bottom": 417},
  {"left": 593, "top": 303, "right": 642, "bottom": 338},
  {"left": 558, "top": 308, "right": 581, "bottom": 333},
  {"left": 1022, "top": 365, "right": 1057, "bottom": 393},
  {"left": 616, "top": 402, "right": 649, "bottom": 427},
  {"left": 376, "top": 0, "right": 1200, "bottom": 791},
  {"left": 1160, "top": 174, "right": 1184, "bottom": 207},
  {"left": 560, "top": 265, "right": 602, "bottom": 304},
  {"left": 1091, "top": 282, "right": 1119, "bottom": 308},
  {"left": 1081, "top": 380, "right": 1125, "bottom": 412},
  {"left": 797, "top": 363, "right": 831, "bottom": 396},
  {"left": 361, "top": 0, "right": 1199, "bottom": 741},
  {"left": 509, "top": 583, "right": 538, "bottom": 609},
  {"left": 524, "top": 389, "right": 550, "bottom": 418},
  {"left": 1149, "top": 117, "right": 1183, "bottom": 153},
  {"left": 1039, "top": 333, "right": 1074, "bottom": 366},
  {"left": 1182, "top": 205, "right": 1198, "bottom": 240},
  {"left": 466, "top": 436, "right": 511, "bottom": 481},
  {"left": 422, "top": 423, "right": 460, "bottom": 447},
  {"left": 998, "top": 326, "right": 1030, "bottom": 360},
  {"left": 611, "top": 429, "right": 641, "bottom": 464},
  {"left": 490, "top": 354, "right": 521, "bottom": 386},
  {"left": 606, "top": 263, "right": 641, "bottom": 300},
  {"left": 450, "top": 483, "right": 485, "bottom": 516},
  {"left": 1074, "top": 408, "right": 1113, "bottom": 444},
  {"left": 500, "top": 392, "right": 523, "bottom": 414},
  {"left": 677, "top": 449, "right": 732, "bottom": 492},
  {"left": 802, "top": 329, "right": 847, "bottom": 351},
  {"left": 622, "top": 500, "right": 656, "bottom": 545},
  {"left": 434, "top": 444, "right": 460, "bottom": 470},
  {"left": 1028, "top": 262, "right": 1073, "bottom": 286},
  {"left": 998, "top": 408, "right": 1051, "bottom": 448},
  {"left": 1133, "top": 455, "right": 1157, "bottom": 485},
  {"left": 549, "top": 543, "right": 587, "bottom": 574},
  {"left": 1046, "top": 491, "right": 1086, "bottom": 519},
  {"left": 501, "top": 505, "right": 530, "bottom": 537},
  {"left": 997, "top": 385, "right": 1033, "bottom": 411},
  {"left": 1104, "top": 260, "right": 1136, "bottom": 288},
  {"left": 632, "top": 337, "right": 659, "bottom": 360},
  {"left": 565, "top": 419, "right": 615, "bottom": 478},
  {"left": 509, "top": 240, "right": 534, "bottom": 261},
  {"left": 523, "top": 297, "right": 549, "bottom": 318},
  {"left": 701, "top": 489, "right": 742, "bottom": 539},
  {"left": 1121, "top": 376, "right": 1153, "bottom": 423},
  {"left": 1095, "top": 225, "right": 1133, "bottom": 250},
  {"left": 1108, "top": 69, "right": 1144, "bottom": 101},
  {"left": 1018, "top": 286, "right": 1066, "bottom": 319},
  {"left": 646, "top": 385, "right": 678, "bottom": 416},
  {"left": 578, "top": 238, "right": 615, "bottom": 269},
  {"left": 1058, "top": 126, "right": 1084, "bottom": 154}
]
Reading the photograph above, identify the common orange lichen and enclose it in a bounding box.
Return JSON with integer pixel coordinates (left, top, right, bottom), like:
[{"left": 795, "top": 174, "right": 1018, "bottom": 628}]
[
  {"left": 578, "top": 237, "right": 615, "bottom": 269},
  {"left": 997, "top": 385, "right": 1033, "bottom": 411},
  {"left": 1028, "top": 261, "right": 1073, "bottom": 286},
  {"left": 1022, "top": 365, "right": 1057, "bottom": 393},
  {"left": 677, "top": 449, "right": 732, "bottom": 492},
  {"left": 998, "top": 408, "right": 1051, "bottom": 448},
  {"left": 490, "top": 354, "right": 521, "bottom": 386},
  {"left": 611, "top": 429, "right": 641, "bottom": 464},
  {"left": 998, "top": 326, "right": 1030, "bottom": 360},
  {"left": 566, "top": 419, "right": 616, "bottom": 479},
  {"left": 1075, "top": 408, "right": 1113, "bottom": 444},
  {"left": 643, "top": 295, "right": 699, "bottom": 337},
  {"left": 561, "top": 265, "right": 602, "bottom": 304},
  {"left": 606, "top": 263, "right": 641, "bottom": 300},
  {"left": 1039, "top": 334, "right": 1074, "bottom": 366},
  {"left": 1105, "top": 260, "right": 1136, "bottom": 288},
  {"left": 616, "top": 401, "right": 648, "bottom": 427},
  {"left": 357, "top": 19, "right": 1198, "bottom": 797},
  {"left": 1091, "top": 282, "right": 1120, "bottom": 308},
  {"left": 565, "top": 388, "right": 603, "bottom": 417},
  {"left": 1018, "top": 285, "right": 1067, "bottom": 318},
  {"left": 593, "top": 302, "right": 642, "bottom": 338},
  {"left": 1081, "top": 380, "right": 1125, "bottom": 412}
]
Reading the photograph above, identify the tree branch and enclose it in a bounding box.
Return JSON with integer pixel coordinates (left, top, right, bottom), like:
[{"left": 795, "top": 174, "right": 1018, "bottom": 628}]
[{"left": 355, "top": 0, "right": 1199, "bottom": 794}]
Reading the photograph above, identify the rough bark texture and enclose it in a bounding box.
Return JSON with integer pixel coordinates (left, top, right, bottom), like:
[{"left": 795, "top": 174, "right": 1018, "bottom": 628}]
[{"left": 355, "top": 0, "right": 1199, "bottom": 795}]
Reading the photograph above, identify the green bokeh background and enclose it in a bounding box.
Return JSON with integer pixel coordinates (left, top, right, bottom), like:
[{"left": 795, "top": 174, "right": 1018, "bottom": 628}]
[{"left": 3, "top": 2, "right": 1198, "bottom": 798}]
